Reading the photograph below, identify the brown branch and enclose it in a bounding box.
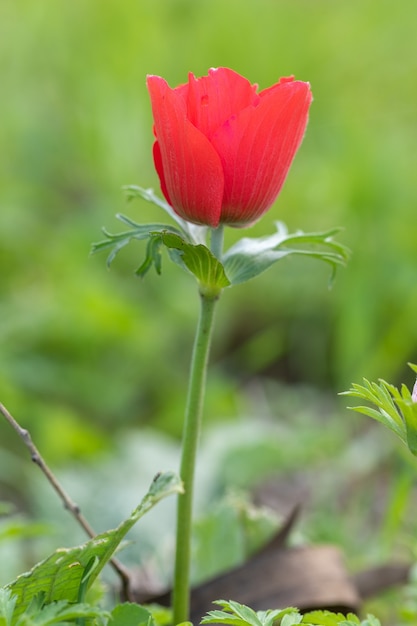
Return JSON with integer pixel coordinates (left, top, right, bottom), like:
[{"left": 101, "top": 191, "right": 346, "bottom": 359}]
[{"left": 0, "top": 402, "right": 133, "bottom": 600}]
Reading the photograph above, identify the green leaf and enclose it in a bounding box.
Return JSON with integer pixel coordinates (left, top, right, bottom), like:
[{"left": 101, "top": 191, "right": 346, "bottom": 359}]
[
  {"left": 77, "top": 556, "right": 100, "bottom": 603},
  {"left": 281, "top": 614, "right": 303, "bottom": 626},
  {"left": 223, "top": 600, "right": 264, "bottom": 626},
  {"left": 201, "top": 600, "right": 299, "bottom": 626},
  {"left": 0, "top": 588, "right": 16, "bottom": 626},
  {"left": 302, "top": 611, "right": 381, "bottom": 625},
  {"left": 157, "top": 232, "right": 230, "bottom": 296},
  {"left": 342, "top": 364, "right": 417, "bottom": 456},
  {"left": 15, "top": 599, "right": 109, "bottom": 626},
  {"left": 302, "top": 610, "right": 350, "bottom": 625},
  {"left": 122, "top": 185, "right": 208, "bottom": 245},
  {"left": 110, "top": 603, "right": 154, "bottom": 626},
  {"left": 359, "top": 617, "right": 381, "bottom": 626},
  {"left": 409, "top": 362, "right": 417, "bottom": 376},
  {"left": 122, "top": 186, "right": 190, "bottom": 233},
  {"left": 0, "top": 590, "right": 110, "bottom": 626},
  {"left": 94, "top": 193, "right": 348, "bottom": 289},
  {"left": 91, "top": 217, "right": 183, "bottom": 270},
  {"left": 393, "top": 395, "right": 417, "bottom": 455},
  {"left": 5, "top": 472, "right": 182, "bottom": 622},
  {"left": 202, "top": 604, "right": 380, "bottom": 626},
  {"left": 135, "top": 232, "right": 164, "bottom": 277},
  {"left": 341, "top": 380, "right": 407, "bottom": 442},
  {"left": 92, "top": 204, "right": 211, "bottom": 278},
  {"left": 222, "top": 222, "right": 349, "bottom": 286},
  {"left": 143, "top": 603, "right": 172, "bottom": 626}
]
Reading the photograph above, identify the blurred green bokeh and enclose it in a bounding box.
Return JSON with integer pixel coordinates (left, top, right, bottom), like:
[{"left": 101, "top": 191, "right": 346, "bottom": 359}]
[{"left": 1, "top": 0, "right": 417, "bottom": 464}]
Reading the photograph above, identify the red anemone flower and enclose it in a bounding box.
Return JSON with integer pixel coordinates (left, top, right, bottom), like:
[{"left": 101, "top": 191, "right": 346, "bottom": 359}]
[{"left": 147, "top": 68, "right": 312, "bottom": 228}]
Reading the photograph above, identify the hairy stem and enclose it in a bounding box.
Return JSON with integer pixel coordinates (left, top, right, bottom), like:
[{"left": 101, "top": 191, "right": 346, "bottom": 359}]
[{"left": 172, "top": 292, "right": 219, "bottom": 624}]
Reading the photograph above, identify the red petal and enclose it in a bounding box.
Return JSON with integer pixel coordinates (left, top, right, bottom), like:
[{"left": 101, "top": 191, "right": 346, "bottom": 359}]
[
  {"left": 185, "top": 67, "right": 259, "bottom": 139},
  {"left": 147, "top": 75, "right": 224, "bottom": 227},
  {"left": 152, "top": 141, "right": 172, "bottom": 206},
  {"left": 211, "top": 79, "right": 312, "bottom": 225}
]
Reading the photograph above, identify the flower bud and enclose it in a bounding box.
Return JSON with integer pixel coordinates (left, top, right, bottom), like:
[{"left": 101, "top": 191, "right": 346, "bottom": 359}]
[{"left": 147, "top": 68, "right": 312, "bottom": 228}]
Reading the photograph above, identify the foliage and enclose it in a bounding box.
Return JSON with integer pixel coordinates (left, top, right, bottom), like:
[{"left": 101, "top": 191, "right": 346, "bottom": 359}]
[
  {"left": 342, "top": 363, "right": 417, "bottom": 455},
  {"left": 0, "top": 383, "right": 409, "bottom": 624},
  {"left": 3, "top": 381, "right": 410, "bottom": 590},
  {"left": 3, "top": 472, "right": 181, "bottom": 622},
  {"left": 0, "top": 588, "right": 159, "bottom": 626},
  {"left": 201, "top": 599, "right": 380, "bottom": 626},
  {"left": 201, "top": 599, "right": 299, "bottom": 626},
  {"left": 0, "top": 590, "right": 382, "bottom": 626},
  {"left": 0, "top": 588, "right": 110, "bottom": 626},
  {"left": 222, "top": 224, "right": 348, "bottom": 287},
  {"left": 93, "top": 186, "right": 348, "bottom": 297}
]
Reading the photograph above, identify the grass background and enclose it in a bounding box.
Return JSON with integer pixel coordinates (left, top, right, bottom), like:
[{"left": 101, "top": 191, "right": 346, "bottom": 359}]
[{"left": 1, "top": 0, "right": 417, "bottom": 616}]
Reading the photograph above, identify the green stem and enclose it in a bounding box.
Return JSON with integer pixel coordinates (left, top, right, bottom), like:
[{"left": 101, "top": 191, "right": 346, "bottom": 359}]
[
  {"left": 210, "top": 225, "right": 224, "bottom": 260},
  {"left": 172, "top": 291, "right": 219, "bottom": 624}
]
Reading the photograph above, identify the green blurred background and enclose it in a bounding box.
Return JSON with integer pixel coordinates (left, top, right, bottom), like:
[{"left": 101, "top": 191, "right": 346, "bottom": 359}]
[
  {"left": 1, "top": 0, "right": 417, "bottom": 597},
  {"left": 2, "top": 0, "right": 417, "bottom": 441}
]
